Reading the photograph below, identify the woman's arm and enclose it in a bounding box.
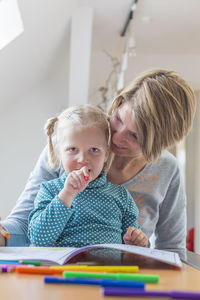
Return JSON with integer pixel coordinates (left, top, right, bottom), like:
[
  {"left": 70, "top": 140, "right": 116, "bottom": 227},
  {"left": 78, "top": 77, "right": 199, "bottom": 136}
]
[
  {"left": 1, "top": 142, "right": 61, "bottom": 246},
  {"left": 154, "top": 165, "right": 186, "bottom": 260}
]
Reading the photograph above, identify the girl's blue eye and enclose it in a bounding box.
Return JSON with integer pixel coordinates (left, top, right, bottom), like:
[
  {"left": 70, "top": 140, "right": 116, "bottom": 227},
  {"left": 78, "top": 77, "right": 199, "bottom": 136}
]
[
  {"left": 69, "top": 147, "right": 76, "bottom": 152},
  {"left": 90, "top": 148, "right": 99, "bottom": 153}
]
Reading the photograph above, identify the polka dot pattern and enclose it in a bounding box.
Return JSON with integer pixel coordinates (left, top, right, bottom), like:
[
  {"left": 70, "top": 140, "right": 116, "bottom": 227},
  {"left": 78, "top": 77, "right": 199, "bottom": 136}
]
[{"left": 28, "top": 173, "right": 139, "bottom": 247}]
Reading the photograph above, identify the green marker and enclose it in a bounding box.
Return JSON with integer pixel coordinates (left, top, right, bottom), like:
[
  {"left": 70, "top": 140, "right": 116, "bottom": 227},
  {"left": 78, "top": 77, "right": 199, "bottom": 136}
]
[
  {"left": 63, "top": 271, "right": 159, "bottom": 283},
  {"left": 20, "top": 260, "right": 41, "bottom": 266}
]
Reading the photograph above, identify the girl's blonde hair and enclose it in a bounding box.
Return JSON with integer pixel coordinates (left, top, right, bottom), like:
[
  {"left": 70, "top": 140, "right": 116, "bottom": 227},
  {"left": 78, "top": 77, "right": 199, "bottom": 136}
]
[
  {"left": 109, "top": 69, "right": 196, "bottom": 162},
  {"left": 44, "top": 105, "right": 113, "bottom": 172}
]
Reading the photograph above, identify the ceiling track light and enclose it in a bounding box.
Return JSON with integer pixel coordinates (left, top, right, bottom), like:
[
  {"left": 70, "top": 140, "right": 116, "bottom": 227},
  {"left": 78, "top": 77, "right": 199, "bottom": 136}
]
[{"left": 120, "top": 0, "right": 138, "bottom": 37}]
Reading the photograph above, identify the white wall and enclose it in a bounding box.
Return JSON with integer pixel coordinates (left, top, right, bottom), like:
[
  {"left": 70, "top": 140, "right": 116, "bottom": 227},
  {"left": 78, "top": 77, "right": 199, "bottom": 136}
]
[
  {"left": 125, "top": 54, "right": 200, "bottom": 88},
  {"left": 0, "top": 67, "right": 69, "bottom": 219}
]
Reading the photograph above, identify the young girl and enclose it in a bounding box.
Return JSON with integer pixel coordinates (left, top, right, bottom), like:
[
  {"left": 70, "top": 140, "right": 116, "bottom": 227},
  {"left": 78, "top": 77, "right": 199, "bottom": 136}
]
[{"left": 28, "top": 105, "right": 147, "bottom": 247}]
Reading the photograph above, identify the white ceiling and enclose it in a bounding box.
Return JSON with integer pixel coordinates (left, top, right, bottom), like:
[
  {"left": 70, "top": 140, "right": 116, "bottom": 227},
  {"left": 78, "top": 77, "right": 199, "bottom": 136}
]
[
  {"left": 135, "top": 0, "right": 200, "bottom": 54},
  {"left": 0, "top": 0, "right": 200, "bottom": 107}
]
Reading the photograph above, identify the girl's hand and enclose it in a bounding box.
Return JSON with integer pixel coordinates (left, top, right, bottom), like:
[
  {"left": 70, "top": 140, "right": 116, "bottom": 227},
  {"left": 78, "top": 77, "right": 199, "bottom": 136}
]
[
  {"left": 123, "top": 227, "right": 148, "bottom": 247},
  {"left": 58, "top": 166, "right": 90, "bottom": 207}
]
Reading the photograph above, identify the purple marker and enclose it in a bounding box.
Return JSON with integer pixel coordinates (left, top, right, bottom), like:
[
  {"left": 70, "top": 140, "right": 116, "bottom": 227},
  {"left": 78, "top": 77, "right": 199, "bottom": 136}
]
[
  {"left": 0, "top": 266, "right": 15, "bottom": 273},
  {"left": 102, "top": 287, "right": 200, "bottom": 299}
]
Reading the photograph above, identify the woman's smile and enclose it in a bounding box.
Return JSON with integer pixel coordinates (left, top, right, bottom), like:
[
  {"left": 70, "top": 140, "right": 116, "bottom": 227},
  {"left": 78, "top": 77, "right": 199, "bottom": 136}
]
[{"left": 111, "top": 142, "right": 127, "bottom": 151}]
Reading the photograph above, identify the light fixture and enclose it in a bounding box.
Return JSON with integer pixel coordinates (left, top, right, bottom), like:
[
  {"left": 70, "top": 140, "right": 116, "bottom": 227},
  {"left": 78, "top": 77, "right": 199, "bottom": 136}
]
[
  {"left": 116, "top": 0, "right": 138, "bottom": 92},
  {"left": 120, "top": 0, "right": 138, "bottom": 37}
]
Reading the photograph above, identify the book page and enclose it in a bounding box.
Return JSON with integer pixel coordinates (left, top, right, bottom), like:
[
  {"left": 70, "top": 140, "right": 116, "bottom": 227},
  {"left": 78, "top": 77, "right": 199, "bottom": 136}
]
[
  {"left": 0, "top": 244, "right": 182, "bottom": 267},
  {"left": 109, "top": 244, "right": 182, "bottom": 268},
  {"left": 0, "top": 247, "right": 77, "bottom": 265},
  {"left": 67, "top": 244, "right": 182, "bottom": 268}
]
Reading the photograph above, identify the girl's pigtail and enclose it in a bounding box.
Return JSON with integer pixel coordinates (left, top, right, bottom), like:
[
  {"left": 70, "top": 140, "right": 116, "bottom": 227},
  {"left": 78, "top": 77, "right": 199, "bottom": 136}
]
[{"left": 44, "top": 117, "right": 58, "bottom": 167}]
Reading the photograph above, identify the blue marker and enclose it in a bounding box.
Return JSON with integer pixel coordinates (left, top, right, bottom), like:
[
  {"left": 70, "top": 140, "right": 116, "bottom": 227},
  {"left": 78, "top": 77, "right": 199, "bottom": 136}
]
[
  {"left": 0, "top": 260, "right": 20, "bottom": 265},
  {"left": 44, "top": 276, "right": 145, "bottom": 288}
]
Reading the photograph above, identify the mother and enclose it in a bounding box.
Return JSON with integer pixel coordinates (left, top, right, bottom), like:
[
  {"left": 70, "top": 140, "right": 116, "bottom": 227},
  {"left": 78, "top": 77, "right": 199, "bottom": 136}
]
[{"left": 0, "top": 69, "right": 196, "bottom": 259}]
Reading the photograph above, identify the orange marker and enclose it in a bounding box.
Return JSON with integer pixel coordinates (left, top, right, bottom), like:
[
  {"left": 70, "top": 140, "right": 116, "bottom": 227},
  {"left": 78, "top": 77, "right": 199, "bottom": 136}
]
[
  {"left": 0, "top": 227, "right": 10, "bottom": 239},
  {"left": 16, "top": 266, "right": 64, "bottom": 275}
]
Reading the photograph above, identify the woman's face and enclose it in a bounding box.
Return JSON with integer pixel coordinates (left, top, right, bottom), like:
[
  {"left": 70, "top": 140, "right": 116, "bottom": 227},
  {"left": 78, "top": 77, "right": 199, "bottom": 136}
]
[{"left": 110, "top": 102, "right": 142, "bottom": 157}]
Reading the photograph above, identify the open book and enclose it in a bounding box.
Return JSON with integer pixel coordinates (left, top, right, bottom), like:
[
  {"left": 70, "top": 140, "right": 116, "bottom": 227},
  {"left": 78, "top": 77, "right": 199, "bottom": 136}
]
[{"left": 0, "top": 244, "right": 182, "bottom": 268}]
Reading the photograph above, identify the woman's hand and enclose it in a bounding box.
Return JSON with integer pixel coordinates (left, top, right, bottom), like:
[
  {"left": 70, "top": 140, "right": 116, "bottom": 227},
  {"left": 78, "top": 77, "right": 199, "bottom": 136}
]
[
  {"left": 123, "top": 227, "right": 148, "bottom": 247},
  {"left": 58, "top": 166, "right": 90, "bottom": 207},
  {"left": 0, "top": 220, "right": 6, "bottom": 246}
]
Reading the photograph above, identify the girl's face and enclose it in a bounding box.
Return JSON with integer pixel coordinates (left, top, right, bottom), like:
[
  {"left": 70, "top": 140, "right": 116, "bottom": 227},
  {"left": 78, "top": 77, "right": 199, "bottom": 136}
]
[
  {"left": 59, "top": 125, "right": 109, "bottom": 181},
  {"left": 110, "top": 102, "right": 142, "bottom": 157}
]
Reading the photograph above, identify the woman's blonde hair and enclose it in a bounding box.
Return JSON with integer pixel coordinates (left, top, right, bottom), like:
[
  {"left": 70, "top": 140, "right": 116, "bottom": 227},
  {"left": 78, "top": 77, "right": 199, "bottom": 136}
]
[
  {"left": 44, "top": 105, "right": 113, "bottom": 172},
  {"left": 109, "top": 69, "right": 196, "bottom": 162}
]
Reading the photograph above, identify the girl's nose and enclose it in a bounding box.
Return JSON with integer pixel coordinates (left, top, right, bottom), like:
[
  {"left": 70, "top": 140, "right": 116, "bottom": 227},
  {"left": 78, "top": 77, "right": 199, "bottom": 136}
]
[{"left": 77, "top": 152, "right": 89, "bottom": 163}]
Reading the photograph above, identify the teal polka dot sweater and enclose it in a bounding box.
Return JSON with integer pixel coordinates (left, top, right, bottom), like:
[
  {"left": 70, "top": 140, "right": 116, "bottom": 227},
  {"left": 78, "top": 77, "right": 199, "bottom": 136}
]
[{"left": 28, "top": 173, "right": 139, "bottom": 247}]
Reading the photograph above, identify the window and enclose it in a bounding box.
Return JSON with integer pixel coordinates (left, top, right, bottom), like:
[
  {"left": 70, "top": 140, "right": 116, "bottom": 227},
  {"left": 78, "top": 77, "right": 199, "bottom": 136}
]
[{"left": 0, "top": 0, "right": 24, "bottom": 50}]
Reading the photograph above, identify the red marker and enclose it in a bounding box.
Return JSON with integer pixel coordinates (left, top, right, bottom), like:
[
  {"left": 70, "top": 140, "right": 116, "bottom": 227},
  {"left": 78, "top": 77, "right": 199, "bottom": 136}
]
[{"left": 84, "top": 169, "right": 91, "bottom": 181}]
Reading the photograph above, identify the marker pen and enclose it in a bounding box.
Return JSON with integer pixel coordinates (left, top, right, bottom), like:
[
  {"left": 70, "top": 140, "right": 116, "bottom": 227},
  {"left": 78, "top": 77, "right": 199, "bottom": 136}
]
[{"left": 84, "top": 169, "right": 91, "bottom": 181}]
